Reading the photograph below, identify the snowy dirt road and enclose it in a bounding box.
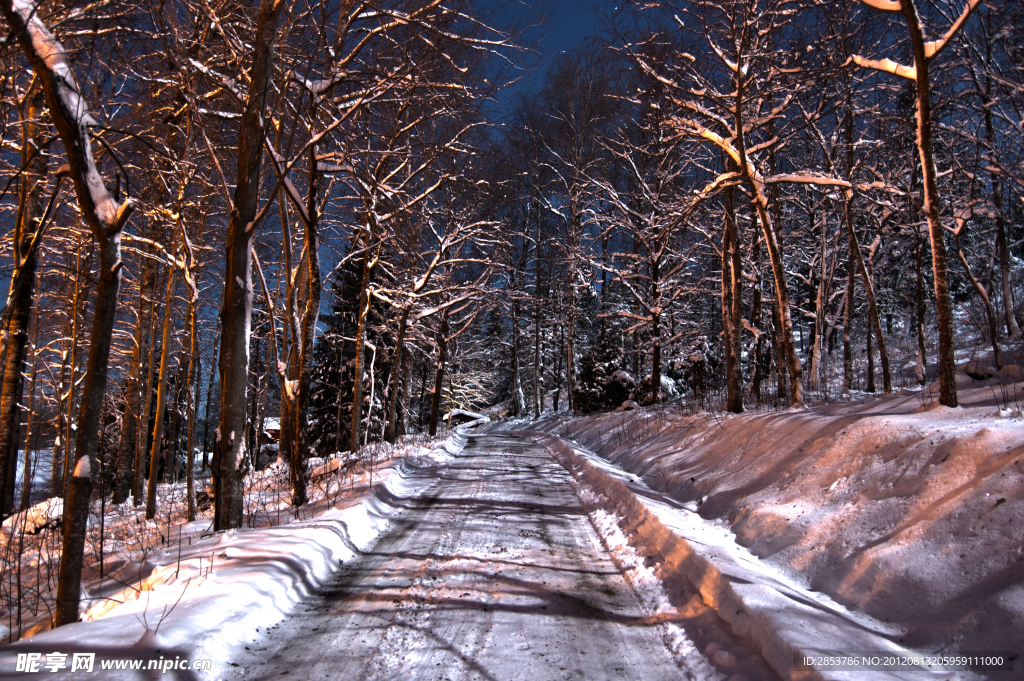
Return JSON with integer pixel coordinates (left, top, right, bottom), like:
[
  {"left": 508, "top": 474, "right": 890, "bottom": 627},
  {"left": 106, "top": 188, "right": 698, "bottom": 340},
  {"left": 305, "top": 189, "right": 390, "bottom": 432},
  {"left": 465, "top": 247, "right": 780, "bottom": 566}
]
[{"left": 234, "top": 433, "right": 688, "bottom": 680}]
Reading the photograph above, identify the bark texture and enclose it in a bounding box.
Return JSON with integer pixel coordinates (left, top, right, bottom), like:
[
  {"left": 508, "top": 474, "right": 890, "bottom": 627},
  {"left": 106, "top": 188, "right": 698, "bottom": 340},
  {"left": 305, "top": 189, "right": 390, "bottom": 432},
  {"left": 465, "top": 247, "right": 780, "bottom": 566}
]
[
  {"left": 214, "top": 0, "right": 285, "bottom": 530},
  {"left": 898, "top": 0, "right": 970, "bottom": 407},
  {"left": 2, "top": 0, "right": 135, "bottom": 627},
  {"left": 0, "top": 85, "right": 47, "bottom": 517}
]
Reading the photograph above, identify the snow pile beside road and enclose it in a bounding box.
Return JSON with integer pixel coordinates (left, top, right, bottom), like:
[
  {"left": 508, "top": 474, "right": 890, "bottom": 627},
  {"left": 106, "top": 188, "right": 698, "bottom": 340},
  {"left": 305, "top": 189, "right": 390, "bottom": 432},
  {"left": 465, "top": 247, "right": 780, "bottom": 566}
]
[
  {"left": 572, "top": 483, "right": 726, "bottom": 681},
  {"left": 0, "top": 433, "right": 464, "bottom": 679},
  {"left": 535, "top": 431, "right": 967, "bottom": 681},
  {"left": 509, "top": 382, "right": 1024, "bottom": 676}
]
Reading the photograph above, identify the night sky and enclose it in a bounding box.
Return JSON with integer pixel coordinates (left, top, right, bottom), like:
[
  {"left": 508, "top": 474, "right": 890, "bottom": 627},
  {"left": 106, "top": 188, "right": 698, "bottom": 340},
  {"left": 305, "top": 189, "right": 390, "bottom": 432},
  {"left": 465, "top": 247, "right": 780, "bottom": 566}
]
[{"left": 480, "top": 0, "right": 609, "bottom": 117}]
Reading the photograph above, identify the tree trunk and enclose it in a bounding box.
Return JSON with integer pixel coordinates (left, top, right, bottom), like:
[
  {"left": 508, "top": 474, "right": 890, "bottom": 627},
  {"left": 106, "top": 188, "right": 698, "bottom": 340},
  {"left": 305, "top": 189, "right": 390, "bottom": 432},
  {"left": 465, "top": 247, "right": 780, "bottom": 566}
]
[
  {"left": 902, "top": 0, "right": 957, "bottom": 407},
  {"left": 844, "top": 223, "right": 856, "bottom": 392},
  {"left": 112, "top": 251, "right": 156, "bottom": 503},
  {"left": 809, "top": 200, "right": 829, "bottom": 394},
  {"left": 399, "top": 347, "right": 412, "bottom": 437},
  {"left": 651, "top": 305, "right": 662, "bottom": 407},
  {"left": 146, "top": 272, "right": 177, "bottom": 520},
  {"left": 166, "top": 347, "right": 189, "bottom": 483},
  {"left": 751, "top": 199, "right": 802, "bottom": 406},
  {"left": 428, "top": 309, "right": 449, "bottom": 437},
  {"left": 537, "top": 311, "right": 546, "bottom": 415},
  {"left": 18, "top": 300, "right": 38, "bottom": 512},
  {"left": 246, "top": 336, "right": 259, "bottom": 474},
  {"left": 214, "top": 0, "right": 285, "bottom": 530},
  {"left": 289, "top": 236, "right": 319, "bottom": 506},
  {"left": 749, "top": 207, "right": 764, "bottom": 400},
  {"left": 983, "top": 122, "right": 1017, "bottom": 337},
  {"left": 277, "top": 134, "right": 321, "bottom": 508},
  {"left": 848, "top": 222, "right": 891, "bottom": 393},
  {"left": 553, "top": 325, "right": 564, "bottom": 412},
  {"left": 991, "top": 174, "right": 1015, "bottom": 338},
  {"left": 336, "top": 333, "right": 348, "bottom": 450},
  {"left": 565, "top": 290, "right": 576, "bottom": 415},
  {"left": 55, "top": 228, "right": 126, "bottom": 627},
  {"left": 765, "top": 104, "right": 789, "bottom": 405},
  {"left": 61, "top": 240, "right": 91, "bottom": 498},
  {"left": 134, "top": 271, "right": 162, "bottom": 505},
  {"left": 955, "top": 233, "right": 1001, "bottom": 369},
  {"left": 866, "top": 310, "right": 876, "bottom": 392},
  {"left": 511, "top": 297, "right": 525, "bottom": 415},
  {"left": 201, "top": 324, "right": 219, "bottom": 472},
  {"left": 533, "top": 198, "right": 542, "bottom": 418},
  {"left": 1, "top": 0, "right": 135, "bottom": 626},
  {"left": 746, "top": 95, "right": 800, "bottom": 404},
  {"left": 417, "top": 358, "right": 428, "bottom": 430},
  {"left": 915, "top": 221, "right": 928, "bottom": 384},
  {"left": 349, "top": 234, "right": 375, "bottom": 453},
  {"left": 184, "top": 304, "right": 199, "bottom": 522},
  {"left": 722, "top": 180, "right": 743, "bottom": 413},
  {"left": 0, "top": 86, "right": 47, "bottom": 518},
  {"left": 385, "top": 306, "right": 410, "bottom": 443},
  {"left": 50, "top": 314, "right": 73, "bottom": 498}
]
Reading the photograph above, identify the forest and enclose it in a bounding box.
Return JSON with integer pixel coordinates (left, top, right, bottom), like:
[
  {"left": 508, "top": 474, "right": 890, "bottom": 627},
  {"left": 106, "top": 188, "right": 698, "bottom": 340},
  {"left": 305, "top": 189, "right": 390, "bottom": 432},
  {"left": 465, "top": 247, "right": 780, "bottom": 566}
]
[{"left": 0, "top": 0, "right": 1021, "bottom": 637}]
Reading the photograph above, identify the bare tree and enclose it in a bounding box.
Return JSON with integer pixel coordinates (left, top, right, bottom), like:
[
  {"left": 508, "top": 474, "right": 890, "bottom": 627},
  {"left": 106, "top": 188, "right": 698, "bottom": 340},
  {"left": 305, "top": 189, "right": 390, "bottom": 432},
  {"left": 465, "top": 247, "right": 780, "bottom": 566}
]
[
  {"left": 0, "top": 81, "right": 60, "bottom": 517},
  {"left": 634, "top": 0, "right": 808, "bottom": 405},
  {"left": 535, "top": 50, "right": 615, "bottom": 414},
  {"left": 1, "top": 0, "right": 134, "bottom": 626},
  {"left": 851, "top": 0, "right": 982, "bottom": 406},
  {"left": 210, "top": 0, "right": 285, "bottom": 530}
]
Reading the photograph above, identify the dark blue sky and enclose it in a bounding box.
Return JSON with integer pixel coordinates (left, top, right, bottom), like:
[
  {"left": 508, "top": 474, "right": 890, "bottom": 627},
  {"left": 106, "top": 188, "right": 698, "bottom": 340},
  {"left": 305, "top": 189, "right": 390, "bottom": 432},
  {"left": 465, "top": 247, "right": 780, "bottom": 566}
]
[{"left": 480, "top": 0, "right": 609, "bottom": 117}]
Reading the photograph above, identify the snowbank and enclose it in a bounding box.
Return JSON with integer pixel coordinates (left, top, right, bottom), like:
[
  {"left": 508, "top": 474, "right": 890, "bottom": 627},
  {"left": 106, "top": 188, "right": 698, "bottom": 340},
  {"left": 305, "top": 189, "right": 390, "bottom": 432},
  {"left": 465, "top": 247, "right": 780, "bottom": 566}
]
[
  {"left": 1, "top": 497, "right": 62, "bottom": 536},
  {"left": 529, "top": 431, "right": 962, "bottom": 681},
  {"left": 0, "top": 434, "right": 465, "bottom": 679},
  {"left": 444, "top": 408, "right": 491, "bottom": 428},
  {"left": 506, "top": 383, "right": 1024, "bottom": 678}
]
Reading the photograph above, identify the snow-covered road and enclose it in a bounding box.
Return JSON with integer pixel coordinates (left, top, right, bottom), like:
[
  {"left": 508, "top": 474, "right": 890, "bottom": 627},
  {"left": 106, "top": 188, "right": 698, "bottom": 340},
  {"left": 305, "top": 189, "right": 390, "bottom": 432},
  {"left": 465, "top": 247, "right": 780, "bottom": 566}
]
[{"left": 234, "top": 433, "right": 685, "bottom": 680}]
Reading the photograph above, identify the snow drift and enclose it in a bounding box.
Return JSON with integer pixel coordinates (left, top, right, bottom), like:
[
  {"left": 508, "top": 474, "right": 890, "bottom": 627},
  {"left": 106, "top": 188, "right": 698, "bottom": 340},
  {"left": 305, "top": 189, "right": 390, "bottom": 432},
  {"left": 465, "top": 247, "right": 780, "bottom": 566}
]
[
  {"left": 0, "top": 434, "right": 464, "bottom": 679},
  {"left": 504, "top": 380, "right": 1024, "bottom": 678}
]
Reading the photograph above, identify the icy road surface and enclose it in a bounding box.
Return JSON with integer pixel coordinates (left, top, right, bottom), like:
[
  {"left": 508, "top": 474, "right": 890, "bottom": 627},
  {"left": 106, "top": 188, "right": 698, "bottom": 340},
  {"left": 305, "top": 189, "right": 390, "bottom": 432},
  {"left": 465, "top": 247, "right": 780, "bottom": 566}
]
[{"left": 236, "top": 433, "right": 684, "bottom": 680}]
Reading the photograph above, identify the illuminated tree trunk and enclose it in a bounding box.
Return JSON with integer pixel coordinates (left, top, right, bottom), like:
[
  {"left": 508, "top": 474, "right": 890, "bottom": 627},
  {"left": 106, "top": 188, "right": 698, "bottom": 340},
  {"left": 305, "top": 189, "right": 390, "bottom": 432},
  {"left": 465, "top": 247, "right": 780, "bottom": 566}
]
[
  {"left": 214, "top": 0, "right": 286, "bottom": 529},
  {"left": 0, "top": 85, "right": 47, "bottom": 517}
]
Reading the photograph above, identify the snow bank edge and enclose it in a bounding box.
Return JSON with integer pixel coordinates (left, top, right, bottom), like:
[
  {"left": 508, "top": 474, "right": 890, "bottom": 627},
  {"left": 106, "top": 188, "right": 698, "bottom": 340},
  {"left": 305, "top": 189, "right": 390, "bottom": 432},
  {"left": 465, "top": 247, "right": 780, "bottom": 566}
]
[
  {"left": 0, "top": 432, "right": 467, "bottom": 680},
  {"left": 526, "top": 430, "right": 953, "bottom": 681}
]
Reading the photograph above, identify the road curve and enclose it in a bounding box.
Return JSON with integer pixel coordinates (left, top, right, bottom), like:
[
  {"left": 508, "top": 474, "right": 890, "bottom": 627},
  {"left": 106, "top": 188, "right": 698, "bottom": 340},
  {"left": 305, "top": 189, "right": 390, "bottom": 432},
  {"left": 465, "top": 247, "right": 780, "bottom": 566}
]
[{"left": 234, "top": 433, "right": 685, "bottom": 680}]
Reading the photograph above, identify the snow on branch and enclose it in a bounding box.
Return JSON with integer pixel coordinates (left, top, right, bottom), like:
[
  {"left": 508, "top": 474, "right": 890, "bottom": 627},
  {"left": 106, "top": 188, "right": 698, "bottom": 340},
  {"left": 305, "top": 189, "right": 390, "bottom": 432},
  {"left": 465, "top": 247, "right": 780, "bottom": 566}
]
[
  {"left": 850, "top": 54, "right": 916, "bottom": 81},
  {"left": 1, "top": 0, "right": 133, "bottom": 235},
  {"left": 188, "top": 58, "right": 245, "bottom": 104},
  {"left": 764, "top": 173, "right": 852, "bottom": 188},
  {"left": 858, "top": 0, "right": 902, "bottom": 12},
  {"left": 923, "top": 0, "right": 981, "bottom": 61},
  {"left": 707, "top": 37, "right": 739, "bottom": 73}
]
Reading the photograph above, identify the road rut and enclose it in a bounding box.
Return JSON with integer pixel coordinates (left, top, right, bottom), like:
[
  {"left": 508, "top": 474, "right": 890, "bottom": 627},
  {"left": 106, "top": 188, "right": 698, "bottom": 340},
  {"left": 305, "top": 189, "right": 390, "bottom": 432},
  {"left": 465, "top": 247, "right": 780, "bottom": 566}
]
[{"left": 235, "top": 433, "right": 684, "bottom": 680}]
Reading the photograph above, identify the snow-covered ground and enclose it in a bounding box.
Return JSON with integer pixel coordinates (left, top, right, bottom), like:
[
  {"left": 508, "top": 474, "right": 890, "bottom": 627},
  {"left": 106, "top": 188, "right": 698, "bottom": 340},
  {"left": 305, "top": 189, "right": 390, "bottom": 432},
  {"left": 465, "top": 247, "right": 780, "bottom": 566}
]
[
  {"left": 233, "top": 433, "right": 705, "bottom": 681},
  {"left": 3, "top": 365, "right": 1020, "bottom": 680},
  {"left": 504, "top": 369, "right": 1024, "bottom": 679},
  {"left": 0, "top": 434, "right": 464, "bottom": 678}
]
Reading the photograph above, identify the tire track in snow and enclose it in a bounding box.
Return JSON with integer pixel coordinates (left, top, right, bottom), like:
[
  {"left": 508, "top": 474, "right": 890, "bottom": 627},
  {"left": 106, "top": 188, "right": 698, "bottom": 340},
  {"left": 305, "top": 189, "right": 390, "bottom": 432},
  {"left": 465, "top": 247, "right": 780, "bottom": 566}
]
[{"left": 237, "top": 433, "right": 684, "bottom": 680}]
